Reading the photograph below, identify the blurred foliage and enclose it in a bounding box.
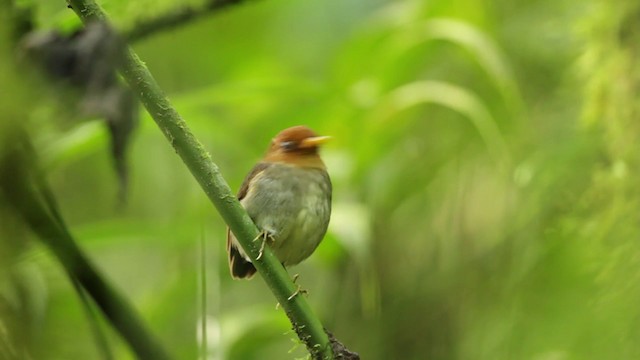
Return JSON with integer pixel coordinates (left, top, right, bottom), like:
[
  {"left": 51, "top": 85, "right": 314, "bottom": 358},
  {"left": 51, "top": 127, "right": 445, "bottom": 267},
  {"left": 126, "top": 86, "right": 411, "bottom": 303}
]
[{"left": 2, "top": 0, "right": 640, "bottom": 359}]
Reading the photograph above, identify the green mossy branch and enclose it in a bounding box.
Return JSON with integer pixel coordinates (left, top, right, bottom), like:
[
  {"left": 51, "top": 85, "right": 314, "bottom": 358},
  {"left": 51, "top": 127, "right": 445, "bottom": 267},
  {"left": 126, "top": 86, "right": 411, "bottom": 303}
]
[{"left": 66, "top": 0, "right": 334, "bottom": 358}]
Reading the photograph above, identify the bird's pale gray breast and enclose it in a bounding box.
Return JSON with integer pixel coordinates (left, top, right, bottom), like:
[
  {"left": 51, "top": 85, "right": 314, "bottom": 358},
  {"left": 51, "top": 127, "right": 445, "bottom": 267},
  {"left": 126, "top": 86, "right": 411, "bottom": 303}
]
[{"left": 241, "top": 163, "right": 332, "bottom": 265}]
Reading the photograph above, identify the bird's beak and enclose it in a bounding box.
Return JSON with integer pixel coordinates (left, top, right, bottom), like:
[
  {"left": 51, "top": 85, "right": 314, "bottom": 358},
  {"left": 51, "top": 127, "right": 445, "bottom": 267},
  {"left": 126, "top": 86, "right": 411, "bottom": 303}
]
[{"left": 299, "top": 136, "right": 331, "bottom": 148}]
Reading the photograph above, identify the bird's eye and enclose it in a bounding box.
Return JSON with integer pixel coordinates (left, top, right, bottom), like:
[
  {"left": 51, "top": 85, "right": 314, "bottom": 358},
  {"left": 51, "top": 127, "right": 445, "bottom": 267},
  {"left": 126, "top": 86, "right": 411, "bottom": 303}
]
[{"left": 280, "top": 141, "right": 297, "bottom": 151}]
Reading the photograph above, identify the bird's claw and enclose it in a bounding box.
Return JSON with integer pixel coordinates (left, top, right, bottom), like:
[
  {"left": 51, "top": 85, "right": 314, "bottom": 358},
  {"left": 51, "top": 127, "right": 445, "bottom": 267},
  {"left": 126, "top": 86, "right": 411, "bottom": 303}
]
[{"left": 256, "top": 238, "right": 267, "bottom": 260}]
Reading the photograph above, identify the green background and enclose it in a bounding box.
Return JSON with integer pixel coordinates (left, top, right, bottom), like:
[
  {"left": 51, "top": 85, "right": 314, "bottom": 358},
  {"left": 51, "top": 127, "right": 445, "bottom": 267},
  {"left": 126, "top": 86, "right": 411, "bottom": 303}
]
[{"left": 2, "top": 0, "right": 640, "bottom": 359}]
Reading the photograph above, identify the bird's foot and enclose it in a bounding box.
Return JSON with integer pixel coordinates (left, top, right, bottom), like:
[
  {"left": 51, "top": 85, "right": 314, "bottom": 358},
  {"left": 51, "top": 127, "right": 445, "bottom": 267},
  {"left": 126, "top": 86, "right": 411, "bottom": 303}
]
[{"left": 253, "top": 230, "right": 275, "bottom": 260}]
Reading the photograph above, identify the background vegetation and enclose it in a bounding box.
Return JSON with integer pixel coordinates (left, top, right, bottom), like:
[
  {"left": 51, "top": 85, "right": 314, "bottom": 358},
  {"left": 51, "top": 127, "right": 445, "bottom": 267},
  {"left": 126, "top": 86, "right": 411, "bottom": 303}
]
[{"left": 2, "top": 0, "right": 640, "bottom": 359}]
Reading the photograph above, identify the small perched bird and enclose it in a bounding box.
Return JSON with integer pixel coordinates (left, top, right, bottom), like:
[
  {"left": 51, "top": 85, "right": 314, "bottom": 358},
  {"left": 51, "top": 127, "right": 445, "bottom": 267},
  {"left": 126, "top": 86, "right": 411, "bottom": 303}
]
[{"left": 227, "top": 126, "right": 332, "bottom": 279}]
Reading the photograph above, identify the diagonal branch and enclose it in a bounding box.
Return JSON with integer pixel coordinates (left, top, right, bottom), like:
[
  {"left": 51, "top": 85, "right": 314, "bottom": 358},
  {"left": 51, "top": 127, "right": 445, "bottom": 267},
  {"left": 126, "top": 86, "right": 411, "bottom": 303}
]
[
  {"left": 0, "top": 131, "right": 172, "bottom": 360},
  {"left": 67, "top": 0, "right": 335, "bottom": 359},
  {"left": 124, "top": 0, "right": 252, "bottom": 42}
]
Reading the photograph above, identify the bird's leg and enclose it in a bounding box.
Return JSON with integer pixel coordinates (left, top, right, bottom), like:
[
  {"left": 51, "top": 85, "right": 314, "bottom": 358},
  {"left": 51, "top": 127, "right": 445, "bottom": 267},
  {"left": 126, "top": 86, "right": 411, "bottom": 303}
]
[
  {"left": 253, "top": 229, "right": 275, "bottom": 260},
  {"left": 254, "top": 231, "right": 267, "bottom": 260}
]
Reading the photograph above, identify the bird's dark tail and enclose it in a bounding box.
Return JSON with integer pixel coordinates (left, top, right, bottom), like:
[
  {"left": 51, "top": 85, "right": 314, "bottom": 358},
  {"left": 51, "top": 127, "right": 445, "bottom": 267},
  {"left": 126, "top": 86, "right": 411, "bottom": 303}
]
[
  {"left": 229, "top": 246, "right": 257, "bottom": 279},
  {"left": 227, "top": 229, "right": 257, "bottom": 279}
]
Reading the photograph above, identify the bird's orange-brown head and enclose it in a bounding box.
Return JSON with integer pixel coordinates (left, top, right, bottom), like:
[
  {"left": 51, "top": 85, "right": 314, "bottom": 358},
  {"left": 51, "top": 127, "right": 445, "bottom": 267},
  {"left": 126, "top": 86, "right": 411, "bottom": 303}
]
[{"left": 263, "top": 126, "right": 330, "bottom": 169}]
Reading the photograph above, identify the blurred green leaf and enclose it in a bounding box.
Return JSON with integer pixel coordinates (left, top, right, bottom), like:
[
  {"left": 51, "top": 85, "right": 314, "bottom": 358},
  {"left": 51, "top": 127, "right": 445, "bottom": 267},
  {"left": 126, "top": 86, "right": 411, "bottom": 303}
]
[{"left": 371, "top": 80, "right": 511, "bottom": 167}]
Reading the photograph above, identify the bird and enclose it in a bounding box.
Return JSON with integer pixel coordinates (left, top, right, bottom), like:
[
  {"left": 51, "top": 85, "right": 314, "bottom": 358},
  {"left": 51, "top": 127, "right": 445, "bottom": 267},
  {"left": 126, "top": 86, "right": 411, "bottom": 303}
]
[{"left": 227, "top": 125, "right": 332, "bottom": 280}]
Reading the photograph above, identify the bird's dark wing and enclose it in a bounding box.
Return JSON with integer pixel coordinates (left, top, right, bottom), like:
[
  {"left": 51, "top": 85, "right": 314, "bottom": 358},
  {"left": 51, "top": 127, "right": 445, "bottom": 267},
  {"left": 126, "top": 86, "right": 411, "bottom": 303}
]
[{"left": 226, "top": 162, "right": 270, "bottom": 279}]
